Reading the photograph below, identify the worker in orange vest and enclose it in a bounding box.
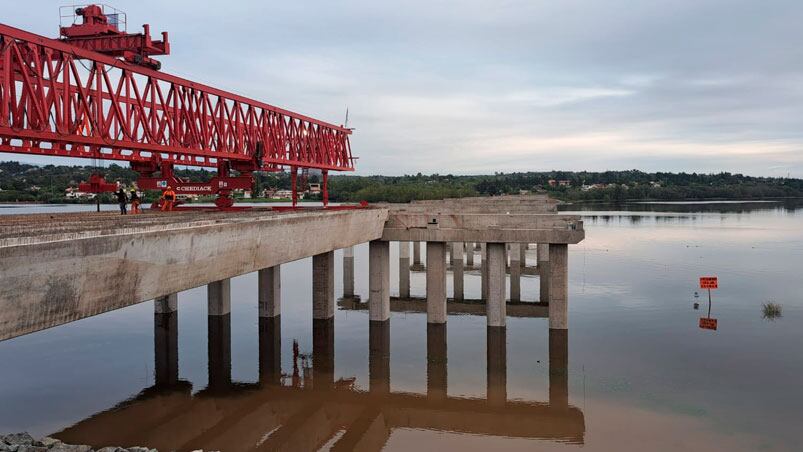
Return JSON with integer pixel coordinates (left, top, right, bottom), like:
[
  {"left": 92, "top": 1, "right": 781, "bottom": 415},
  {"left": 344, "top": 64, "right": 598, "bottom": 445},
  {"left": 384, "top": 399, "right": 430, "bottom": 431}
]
[{"left": 161, "top": 186, "right": 176, "bottom": 211}]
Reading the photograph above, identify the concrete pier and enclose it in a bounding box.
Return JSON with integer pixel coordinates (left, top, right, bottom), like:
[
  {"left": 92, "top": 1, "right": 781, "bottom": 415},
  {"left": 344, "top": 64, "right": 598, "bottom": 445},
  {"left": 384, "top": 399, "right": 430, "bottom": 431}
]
[
  {"left": 313, "top": 318, "right": 335, "bottom": 389},
  {"left": 487, "top": 326, "right": 507, "bottom": 407},
  {"left": 413, "top": 241, "right": 422, "bottom": 266},
  {"left": 258, "top": 266, "right": 281, "bottom": 318},
  {"left": 258, "top": 316, "right": 281, "bottom": 385},
  {"left": 207, "top": 312, "right": 231, "bottom": 390},
  {"left": 426, "top": 323, "right": 448, "bottom": 400},
  {"left": 208, "top": 279, "right": 231, "bottom": 316},
  {"left": 426, "top": 242, "right": 447, "bottom": 324},
  {"left": 154, "top": 293, "right": 177, "bottom": 314},
  {"left": 481, "top": 243, "right": 488, "bottom": 300},
  {"left": 343, "top": 246, "right": 355, "bottom": 298},
  {"left": 368, "top": 240, "right": 390, "bottom": 322},
  {"left": 509, "top": 243, "right": 521, "bottom": 302},
  {"left": 465, "top": 242, "right": 474, "bottom": 267},
  {"left": 313, "top": 251, "right": 335, "bottom": 320},
  {"left": 452, "top": 242, "right": 464, "bottom": 302},
  {"left": 369, "top": 320, "right": 391, "bottom": 394},
  {"left": 398, "top": 241, "right": 410, "bottom": 298},
  {"left": 520, "top": 243, "right": 528, "bottom": 266},
  {"left": 538, "top": 243, "right": 550, "bottom": 304},
  {"left": 548, "top": 244, "right": 568, "bottom": 330},
  {"left": 154, "top": 305, "right": 178, "bottom": 388},
  {"left": 549, "top": 329, "right": 569, "bottom": 409},
  {"left": 486, "top": 243, "right": 506, "bottom": 327}
]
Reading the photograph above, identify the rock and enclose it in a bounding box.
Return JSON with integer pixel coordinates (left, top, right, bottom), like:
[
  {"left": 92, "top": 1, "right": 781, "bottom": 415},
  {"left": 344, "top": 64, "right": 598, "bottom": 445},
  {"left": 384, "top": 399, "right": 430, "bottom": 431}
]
[
  {"left": 50, "top": 445, "right": 91, "bottom": 452},
  {"left": 0, "top": 443, "right": 16, "bottom": 452},
  {"left": 96, "top": 448, "right": 125, "bottom": 452},
  {"left": 125, "top": 448, "right": 155, "bottom": 452},
  {"left": 38, "top": 439, "right": 61, "bottom": 448},
  {"left": 15, "top": 446, "right": 47, "bottom": 452},
  {"left": 2, "top": 434, "right": 34, "bottom": 446}
]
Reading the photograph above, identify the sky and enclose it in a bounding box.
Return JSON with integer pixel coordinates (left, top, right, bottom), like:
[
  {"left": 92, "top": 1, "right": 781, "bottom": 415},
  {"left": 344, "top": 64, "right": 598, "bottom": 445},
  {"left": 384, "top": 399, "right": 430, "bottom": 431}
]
[{"left": 4, "top": 0, "right": 803, "bottom": 177}]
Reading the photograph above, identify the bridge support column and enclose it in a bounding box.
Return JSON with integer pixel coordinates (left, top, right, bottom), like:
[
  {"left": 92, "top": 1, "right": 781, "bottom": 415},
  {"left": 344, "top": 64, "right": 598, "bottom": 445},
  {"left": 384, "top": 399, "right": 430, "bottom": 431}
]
[
  {"left": 548, "top": 244, "right": 568, "bottom": 329},
  {"left": 538, "top": 244, "right": 550, "bottom": 303},
  {"left": 399, "top": 241, "right": 410, "bottom": 298},
  {"left": 154, "top": 295, "right": 178, "bottom": 388},
  {"left": 521, "top": 243, "right": 528, "bottom": 266},
  {"left": 259, "top": 316, "right": 281, "bottom": 385},
  {"left": 343, "top": 246, "right": 355, "bottom": 298},
  {"left": 369, "top": 240, "right": 390, "bottom": 322},
  {"left": 258, "top": 266, "right": 281, "bottom": 318},
  {"left": 465, "top": 242, "right": 474, "bottom": 267},
  {"left": 481, "top": 243, "right": 488, "bottom": 300},
  {"left": 426, "top": 242, "right": 447, "bottom": 324},
  {"left": 369, "top": 320, "right": 390, "bottom": 394},
  {"left": 313, "top": 251, "right": 335, "bottom": 320},
  {"left": 509, "top": 243, "right": 521, "bottom": 302},
  {"left": 208, "top": 279, "right": 231, "bottom": 316},
  {"left": 313, "top": 318, "right": 335, "bottom": 389},
  {"left": 208, "top": 313, "right": 231, "bottom": 390},
  {"left": 549, "top": 328, "right": 569, "bottom": 409},
  {"left": 413, "top": 241, "right": 422, "bottom": 266},
  {"left": 486, "top": 243, "right": 506, "bottom": 327},
  {"left": 427, "top": 323, "right": 447, "bottom": 400},
  {"left": 452, "top": 242, "right": 464, "bottom": 302},
  {"left": 487, "top": 325, "right": 507, "bottom": 407}
]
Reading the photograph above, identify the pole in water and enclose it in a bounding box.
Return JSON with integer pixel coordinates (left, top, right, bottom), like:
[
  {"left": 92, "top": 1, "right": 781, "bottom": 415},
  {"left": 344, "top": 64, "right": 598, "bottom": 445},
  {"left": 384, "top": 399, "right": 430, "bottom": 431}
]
[
  {"left": 708, "top": 288, "right": 712, "bottom": 318},
  {"left": 96, "top": 195, "right": 100, "bottom": 213}
]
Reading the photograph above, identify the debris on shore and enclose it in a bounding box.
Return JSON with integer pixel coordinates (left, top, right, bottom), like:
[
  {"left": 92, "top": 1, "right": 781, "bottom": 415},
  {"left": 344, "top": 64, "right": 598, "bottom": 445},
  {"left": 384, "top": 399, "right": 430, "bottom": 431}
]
[{"left": 0, "top": 433, "right": 156, "bottom": 452}]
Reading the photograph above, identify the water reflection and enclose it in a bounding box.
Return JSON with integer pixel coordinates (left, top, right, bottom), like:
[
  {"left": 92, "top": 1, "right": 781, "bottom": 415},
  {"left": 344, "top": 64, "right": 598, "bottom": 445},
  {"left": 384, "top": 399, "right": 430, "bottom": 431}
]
[{"left": 53, "top": 315, "right": 584, "bottom": 451}]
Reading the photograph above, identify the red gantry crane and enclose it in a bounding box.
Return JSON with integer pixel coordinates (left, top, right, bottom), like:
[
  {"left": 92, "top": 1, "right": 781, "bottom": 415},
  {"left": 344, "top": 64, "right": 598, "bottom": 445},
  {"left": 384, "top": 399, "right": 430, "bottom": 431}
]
[{"left": 0, "top": 4, "right": 354, "bottom": 209}]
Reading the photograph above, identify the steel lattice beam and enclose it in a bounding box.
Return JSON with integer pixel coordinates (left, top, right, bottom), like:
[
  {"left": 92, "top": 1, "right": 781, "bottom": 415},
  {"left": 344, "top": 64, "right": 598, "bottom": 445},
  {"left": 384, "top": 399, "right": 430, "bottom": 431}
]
[{"left": 0, "top": 23, "right": 354, "bottom": 172}]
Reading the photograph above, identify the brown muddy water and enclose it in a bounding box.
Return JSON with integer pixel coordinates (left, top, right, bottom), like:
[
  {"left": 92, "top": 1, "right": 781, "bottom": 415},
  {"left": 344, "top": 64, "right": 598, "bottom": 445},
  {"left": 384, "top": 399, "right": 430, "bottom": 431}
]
[{"left": 0, "top": 201, "right": 802, "bottom": 451}]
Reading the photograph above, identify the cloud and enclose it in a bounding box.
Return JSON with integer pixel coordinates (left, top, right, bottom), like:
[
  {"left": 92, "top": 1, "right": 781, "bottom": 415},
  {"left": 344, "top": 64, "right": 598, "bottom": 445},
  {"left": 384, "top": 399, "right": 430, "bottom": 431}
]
[{"left": 3, "top": 0, "right": 803, "bottom": 177}]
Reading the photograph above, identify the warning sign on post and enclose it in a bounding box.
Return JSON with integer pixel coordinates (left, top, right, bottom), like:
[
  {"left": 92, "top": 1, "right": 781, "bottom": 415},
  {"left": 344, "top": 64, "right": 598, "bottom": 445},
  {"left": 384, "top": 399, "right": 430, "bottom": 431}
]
[
  {"left": 699, "top": 277, "right": 718, "bottom": 289},
  {"left": 699, "top": 318, "right": 718, "bottom": 330}
]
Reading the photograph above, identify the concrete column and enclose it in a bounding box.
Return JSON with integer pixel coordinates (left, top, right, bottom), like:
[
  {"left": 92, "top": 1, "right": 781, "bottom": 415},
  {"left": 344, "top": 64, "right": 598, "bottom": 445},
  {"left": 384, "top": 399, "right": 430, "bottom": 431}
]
[
  {"left": 486, "top": 243, "right": 506, "bottom": 327},
  {"left": 399, "top": 241, "right": 410, "bottom": 298},
  {"left": 313, "top": 251, "right": 335, "bottom": 320},
  {"left": 521, "top": 243, "right": 528, "bottom": 266},
  {"left": 258, "top": 266, "right": 281, "bottom": 318},
  {"left": 154, "top": 302, "right": 178, "bottom": 388},
  {"left": 208, "top": 279, "right": 231, "bottom": 316},
  {"left": 452, "top": 242, "right": 464, "bottom": 302},
  {"left": 509, "top": 243, "right": 521, "bottom": 302},
  {"left": 487, "top": 326, "right": 507, "bottom": 407},
  {"left": 343, "top": 246, "right": 355, "bottom": 298},
  {"left": 259, "top": 316, "right": 281, "bottom": 385},
  {"left": 413, "top": 241, "right": 422, "bottom": 266},
  {"left": 465, "top": 242, "right": 474, "bottom": 267},
  {"left": 549, "top": 328, "right": 569, "bottom": 409},
  {"left": 449, "top": 242, "right": 455, "bottom": 266},
  {"left": 155, "top": 293, "right": 177, "bottom": 314},
  {"left": 538, "top": 244, "right": 550, "bottom": 303},
  {"left": 369, "top": 320, "right": 390, "bottom": 394},
  {"left": 481, "top": 243, "right": 488, "bottom": 300},
  {"left": 426, "top": 242, "right": 447, "bottom": 324},
  {"left": 369, "top": 240, "right": 390, "bottom": 322},
  {"left": 313, "top": 318, "right": 335, "bottom": 390},
  {"left": 427, "top": 323, "right": 447, "bottom": 400},
  {"left": 548, "top": 244, "right": 569, "bottom": 329},
  {"left": 208, "top": 312, "right": 231, "bottom": 390}
]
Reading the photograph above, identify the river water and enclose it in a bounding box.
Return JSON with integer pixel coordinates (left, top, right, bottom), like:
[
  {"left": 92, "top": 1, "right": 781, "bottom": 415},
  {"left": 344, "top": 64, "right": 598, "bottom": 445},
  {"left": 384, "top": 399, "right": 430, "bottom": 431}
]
[{"left": 0, "top": 201, "right": 801, "bottom": 451}]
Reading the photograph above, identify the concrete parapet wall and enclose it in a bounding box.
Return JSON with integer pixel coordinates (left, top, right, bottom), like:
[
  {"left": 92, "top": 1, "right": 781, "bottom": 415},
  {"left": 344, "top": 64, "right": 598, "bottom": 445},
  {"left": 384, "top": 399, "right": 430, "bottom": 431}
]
[{"left": 0, "top": 208, "right": 388, "bottom": 341}]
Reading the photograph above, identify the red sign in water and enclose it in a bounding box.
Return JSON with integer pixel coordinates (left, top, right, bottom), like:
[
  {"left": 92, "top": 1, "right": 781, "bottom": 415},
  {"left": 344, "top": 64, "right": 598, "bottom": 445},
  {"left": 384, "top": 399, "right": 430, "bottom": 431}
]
[
  {"left": 700, "top": 276, "right": 718, "bottom": 289},
  {"left": 699, "top": 318, "right": 718, "bottom": 330}
]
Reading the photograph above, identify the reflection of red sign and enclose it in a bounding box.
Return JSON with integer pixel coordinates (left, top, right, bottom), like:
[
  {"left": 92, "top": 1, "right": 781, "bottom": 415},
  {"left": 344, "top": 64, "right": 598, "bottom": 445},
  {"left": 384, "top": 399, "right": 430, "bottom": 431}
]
[
  {"left": 700, "top": 277, "right": 718, "bottom": 289},
  {"left": 699, "top": 318, "right": 718, "bottom": 330}
]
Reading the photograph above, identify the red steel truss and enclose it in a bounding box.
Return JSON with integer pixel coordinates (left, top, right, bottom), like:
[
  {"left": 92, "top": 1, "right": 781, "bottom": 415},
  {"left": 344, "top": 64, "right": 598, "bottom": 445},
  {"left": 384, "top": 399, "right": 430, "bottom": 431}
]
[{"left": 0, "top": 19, "right": 354, "bottom": 208}]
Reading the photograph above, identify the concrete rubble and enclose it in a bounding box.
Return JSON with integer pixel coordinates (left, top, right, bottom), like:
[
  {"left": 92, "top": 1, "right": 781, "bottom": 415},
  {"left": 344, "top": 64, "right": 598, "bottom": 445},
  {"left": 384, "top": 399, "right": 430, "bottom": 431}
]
[{"left": 0, "top": 434, "right": 157, "bottom": 452}]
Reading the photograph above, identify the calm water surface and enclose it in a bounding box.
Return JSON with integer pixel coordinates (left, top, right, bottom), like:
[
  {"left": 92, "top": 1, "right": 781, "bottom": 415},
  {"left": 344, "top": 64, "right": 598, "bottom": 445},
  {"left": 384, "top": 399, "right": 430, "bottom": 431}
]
[{"left": 1, "top": 201, "right": 802, "bottom": 451}]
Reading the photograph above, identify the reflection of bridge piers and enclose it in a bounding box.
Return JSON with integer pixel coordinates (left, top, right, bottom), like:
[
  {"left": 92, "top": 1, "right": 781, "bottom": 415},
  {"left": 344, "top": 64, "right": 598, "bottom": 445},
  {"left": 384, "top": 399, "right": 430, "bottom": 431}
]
[{"left": 64, "top": 301, "right": 581, "bottom": 451}]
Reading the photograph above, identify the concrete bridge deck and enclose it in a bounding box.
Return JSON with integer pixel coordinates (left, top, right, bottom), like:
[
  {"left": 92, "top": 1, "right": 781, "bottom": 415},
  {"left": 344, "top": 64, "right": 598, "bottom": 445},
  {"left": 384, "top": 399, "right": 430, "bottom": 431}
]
[{"left": 0, "top": 195, "right": 585, "bottom": 342}]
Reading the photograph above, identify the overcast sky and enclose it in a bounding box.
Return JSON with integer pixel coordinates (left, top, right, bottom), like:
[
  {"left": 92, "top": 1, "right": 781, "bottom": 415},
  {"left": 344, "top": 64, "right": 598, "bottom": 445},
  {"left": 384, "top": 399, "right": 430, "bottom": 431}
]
[{"left": 5, "top": 1, "right": 803, "bottom": 176}]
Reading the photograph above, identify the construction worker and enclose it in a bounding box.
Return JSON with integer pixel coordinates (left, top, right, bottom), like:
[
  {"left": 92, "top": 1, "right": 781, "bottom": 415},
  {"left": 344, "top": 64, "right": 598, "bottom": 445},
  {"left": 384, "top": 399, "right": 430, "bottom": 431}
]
[
  {"left": 116, "top": 187, "right": 128, "bottom": 215},
  {"left": 161, "top": 186, "right": 176, "bottom": 211},
  {"left": 130, "top": 189, "right": 141, "bottom": 214}
]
